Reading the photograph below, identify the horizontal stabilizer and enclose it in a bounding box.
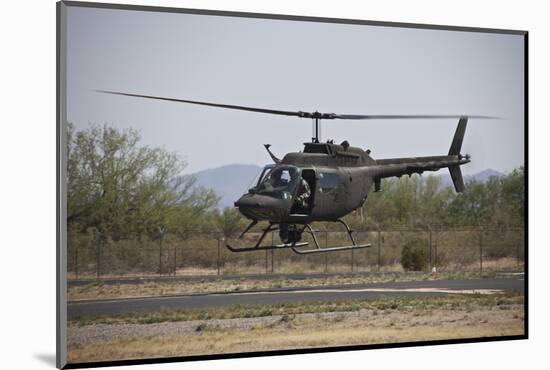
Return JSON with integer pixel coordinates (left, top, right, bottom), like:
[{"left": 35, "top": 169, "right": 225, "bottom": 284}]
[{"left": 449, "top": 165, "right": 465, "bottom": 192}]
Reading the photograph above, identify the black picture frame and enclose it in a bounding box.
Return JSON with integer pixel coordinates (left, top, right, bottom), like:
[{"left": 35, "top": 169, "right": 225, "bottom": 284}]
[{"left": 57, "top": 1, "right": 528, "bottom": 368}]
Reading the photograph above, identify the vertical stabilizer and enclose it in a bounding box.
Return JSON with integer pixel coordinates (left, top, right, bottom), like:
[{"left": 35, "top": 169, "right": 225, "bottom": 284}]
[
  {"left": 449, "top": 165, "right": 465, "bottom": 192},
  {"left": 448, "top": 117, "right": 468, "bottom": 155},
  {"left": 448, "top": 117, "right": 468, "bottom": 192}
]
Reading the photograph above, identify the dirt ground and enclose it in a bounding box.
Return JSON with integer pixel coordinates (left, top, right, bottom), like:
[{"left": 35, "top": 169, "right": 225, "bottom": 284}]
[{"left": 67, "top": 298, "right": 524, "bottom": 363}]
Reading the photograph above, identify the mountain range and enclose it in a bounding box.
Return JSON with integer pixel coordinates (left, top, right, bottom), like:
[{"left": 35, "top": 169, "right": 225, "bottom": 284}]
[{"left": 189, "top": 164, "right": 503, "bottom": 209}]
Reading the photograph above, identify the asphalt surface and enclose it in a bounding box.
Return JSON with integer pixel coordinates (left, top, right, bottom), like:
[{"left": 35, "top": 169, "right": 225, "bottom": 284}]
[{"left": 67, "top": 277, "right": 523, "bottom": 319}]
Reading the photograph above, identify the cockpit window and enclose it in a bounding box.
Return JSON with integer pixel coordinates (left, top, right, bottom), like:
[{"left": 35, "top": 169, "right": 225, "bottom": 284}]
[
  {"left": 319, "top": 172, "right": 340, "bottom": 192},
  {"left": 247, "top": 164, "right": 275, "bottom": 190},
  {"left": 252, "top": 165, "right": 300, "bottom": 198}
]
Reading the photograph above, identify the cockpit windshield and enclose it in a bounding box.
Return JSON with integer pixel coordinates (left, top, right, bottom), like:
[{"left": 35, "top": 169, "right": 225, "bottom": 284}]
[
  {"left": 247, "top": 164, "right": 275, "bottom": 190},
  {"left": 249, "top": 165, "right": 300, "bottom": 198}
]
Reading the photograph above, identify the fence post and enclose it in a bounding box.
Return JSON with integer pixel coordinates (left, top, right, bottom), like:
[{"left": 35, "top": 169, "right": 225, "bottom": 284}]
[
  {"left": 158, "top": 227, "right": 164, "bottom": 276},
  {"left": 74, "top": 240, "right": 78, "bottom": 279},
  {"left": 479, "top": 226, "right": 483, "bottom": 273},
  {"left": 434, "top": 226, "right": 438, "bottom": 271},
  {"left": 271, "top": 231, "right": 274, "bottom": 273},
  {"left": 351, "top": 248, "right": 355, "bottom": 273},
  {"left": 265, "top": 230, "right": 268, "bottom": 274},
  {"left": 376, "top": 224, "right": 381, "bottom": 272},
  {"left": 173, "top": 244, "right": 177, "bottom": 276},
  {"left": 324, "top": 229, "right": 328, "bottom": 273},
  {"left": 516, "top": 230, "right": 520, "bottom": 269},
  {"left": 95, "top": 228, "right": 101, "bottom": 280},
  {"left": 217, "top": 237, "right": 221, "bottom": 276},
  {"left": 427, "top": 224, "right": 433, "bottom": 271}
]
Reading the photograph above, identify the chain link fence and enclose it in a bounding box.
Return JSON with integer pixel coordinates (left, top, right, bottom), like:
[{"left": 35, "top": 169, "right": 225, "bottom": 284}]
[{"left": 67, "top": 226, "right": 524, "bottom": 279}]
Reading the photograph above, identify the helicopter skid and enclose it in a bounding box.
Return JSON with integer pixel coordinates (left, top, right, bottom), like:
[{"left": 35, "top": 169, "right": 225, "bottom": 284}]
[
  {"left": 226, "top": 221, "right": 309, "bottom": 253},
  {"left": 226, "top": 219, "right": 373, "bottom": 255},
  {"left": 289, "top": 222, "right": 371, "bottom": 254},
  {"left": 226, "top": 242, "right": 309, "bottom": 253},
  {"left": 291, "top": 243, "right": 371, "bottom": 254}
]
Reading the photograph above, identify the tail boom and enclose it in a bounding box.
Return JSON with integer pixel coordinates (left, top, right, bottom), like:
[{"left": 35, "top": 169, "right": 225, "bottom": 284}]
[
  {"left": 372, "top": 155, "right": 469, "bottom": 178},
  {"left": 370, "top": 117, "right": 470, "bottom": 192}
]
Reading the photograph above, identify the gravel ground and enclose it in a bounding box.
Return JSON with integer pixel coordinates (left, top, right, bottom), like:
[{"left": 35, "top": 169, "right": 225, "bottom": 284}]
[
  {"left": 67, "top": 303, "right": 524, "bottom": 363},
  {"left": 68, "top": 311, "right": 368, "bottom": 347}
]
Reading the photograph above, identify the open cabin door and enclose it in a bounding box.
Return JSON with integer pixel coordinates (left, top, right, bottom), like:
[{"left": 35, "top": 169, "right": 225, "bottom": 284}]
[{"left": 289, "top": 169, "right": 316, "bottom": 215}]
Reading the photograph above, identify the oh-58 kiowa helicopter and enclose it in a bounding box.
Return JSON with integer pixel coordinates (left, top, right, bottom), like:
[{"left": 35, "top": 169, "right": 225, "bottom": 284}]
[{"left": 98, "top": 90, "right": 496, "bottom": 255}]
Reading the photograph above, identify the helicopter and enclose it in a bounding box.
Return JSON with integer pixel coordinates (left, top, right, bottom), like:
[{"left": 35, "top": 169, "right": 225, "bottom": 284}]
[{"left": 97, "top": 90, "right": 496, "bottom": 255}]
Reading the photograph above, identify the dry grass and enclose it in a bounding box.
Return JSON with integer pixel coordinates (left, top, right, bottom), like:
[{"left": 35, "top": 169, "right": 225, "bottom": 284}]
[
  {"left": 67, "top": 297, "right": 524, "bottom": 363},
  {"left": 67, "top": 271, "right": 501, "bottom": 301},
  {"left": 67, "top": 256, "right": 523, "bottom": 280},
  {"left": 465, "top": 257, "right": 524, "bottom": 272}
]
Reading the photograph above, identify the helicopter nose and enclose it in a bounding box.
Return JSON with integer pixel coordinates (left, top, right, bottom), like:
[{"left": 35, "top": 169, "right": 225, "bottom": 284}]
[
  {"left": 234, "top": 194, "right": 288, "bottom": 221},
  {"left": 234, "top": 195, "right": 262, "bottom": 208}
]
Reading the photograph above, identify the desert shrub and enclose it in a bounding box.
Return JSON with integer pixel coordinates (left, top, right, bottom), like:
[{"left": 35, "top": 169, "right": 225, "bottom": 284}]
[{"left": 401, "top": 238, "right": 428, "bottom": 271}]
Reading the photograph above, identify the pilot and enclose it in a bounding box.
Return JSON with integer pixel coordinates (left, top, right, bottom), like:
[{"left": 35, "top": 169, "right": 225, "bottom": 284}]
[{"left": 272, "top": 169, "right": 289, "bottom": 188}]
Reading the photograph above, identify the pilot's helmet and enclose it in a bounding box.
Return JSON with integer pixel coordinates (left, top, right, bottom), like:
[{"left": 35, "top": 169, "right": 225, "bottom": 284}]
[{"left": 271, "top": 168, "right": 282, "bottom": 178}]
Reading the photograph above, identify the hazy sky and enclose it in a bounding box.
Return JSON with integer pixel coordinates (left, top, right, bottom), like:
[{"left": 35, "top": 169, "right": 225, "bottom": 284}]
[{"left": 66, "top": 6, "right": 524, "bottom": 175}]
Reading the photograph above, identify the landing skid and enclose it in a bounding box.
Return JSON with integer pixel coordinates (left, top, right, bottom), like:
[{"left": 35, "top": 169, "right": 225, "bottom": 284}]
[
  {"left": 225, "top": 219, "right": 371, "bottom": 255},
  {"left": 290, "top": 221, "right": 371, "bottom": 254},
  {"left": 226, "top": 223, "right": 309, "bottom": 253},
  {"left": 226, "top": 242, "right": 309, "bottom": 253}
]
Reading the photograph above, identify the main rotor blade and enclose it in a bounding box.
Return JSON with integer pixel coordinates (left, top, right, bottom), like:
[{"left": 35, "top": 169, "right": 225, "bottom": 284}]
[
  {"left": 96, "top": 90, "right": 499, "bottom": 120},
  {"left": 96, "top": 90, "right": 306, "bottom": 118},
  {"left": 333, "top": 114, "right": 499, "bottom": 120}
]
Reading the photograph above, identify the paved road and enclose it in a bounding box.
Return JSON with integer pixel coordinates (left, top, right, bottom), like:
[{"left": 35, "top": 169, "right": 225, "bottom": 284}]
[{"left": 67, "top": 277, "right": 523, "bottom": 319}]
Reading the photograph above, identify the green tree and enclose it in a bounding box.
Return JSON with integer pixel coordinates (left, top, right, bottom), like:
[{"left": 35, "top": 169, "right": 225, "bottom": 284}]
[
  {"left": 447, "top": 179, "right": 496, "bottom": 226},
  {"left": 214, "top": 207, "right": 248, "bottom": 239},
  {"left": 362, "top": 169, "right": 524, "bottom": 228},
  {"left": 363, "top": 180, "right": 397, "bottom": 228},
  {"left": 67, "top": 123, "right": 217, "bottom": 239},
  {"left": 416, "top": 175, "right": 447, "bottom": 226},
  {"left": 390, "top": 176, "right": 417, "bottom": 224},
  {"left": 169, "top": 186, "right": 220, "bottom": 240},
  {"left": 499, "top": 167, "right": 525, "bottom": 226}
]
